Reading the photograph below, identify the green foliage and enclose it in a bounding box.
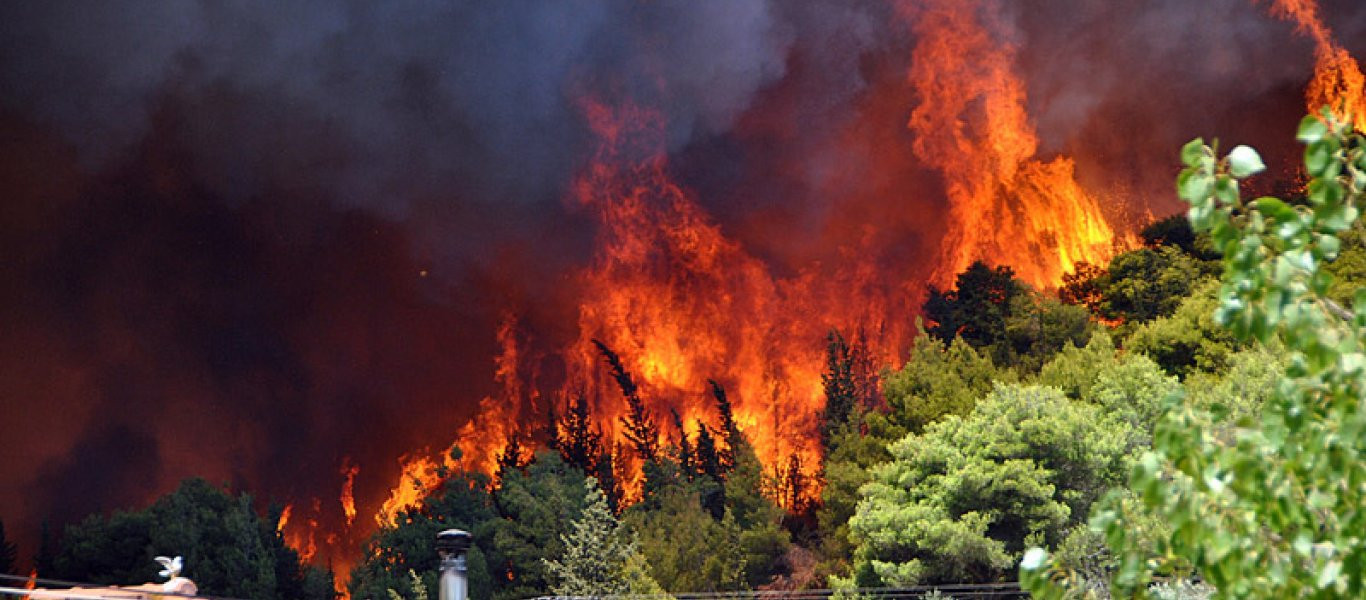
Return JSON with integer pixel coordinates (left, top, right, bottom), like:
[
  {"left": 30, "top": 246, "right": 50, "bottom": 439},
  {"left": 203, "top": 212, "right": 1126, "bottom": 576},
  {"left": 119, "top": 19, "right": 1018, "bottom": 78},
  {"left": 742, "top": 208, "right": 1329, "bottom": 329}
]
[
  {"left": 386, "top": 570, "right": 429, "bottom": 600},
  {"left": 628, "top": 487, "right": 747, "bottom": 593},
  {"left": 1125, "top": 281, "right": 1238, "bottom": 377},
  {"left": 485, "top": 452, "right": 589, "bottom": 600},
  {"left": 1087, "top": 353, "right": 1180, "bottom": 445},
  {"left": 729, "top": 441, "right": 793, "bottom": 588},
  {"left": 816, "top": 408, "right": 904, "bottom": 582},
  {"left": 544, "top": 479, "right": 663, "bottom": 597},
  {"left": 1182, "top": 344, "right": 1286, "bottom": 426},
  {"left": 1023, "top": 110, "right": 1366, "bottom": 598},
  {"left": 927, "top": 262, "right": 1090, "bottom": 371},
  {"left": 882, "top": 329, "right": 1010, "bottom": 434},
  {"left": 1063, "top": 247, "right": 1214, "bottom": 326},
  {"left": 1036, "top": 331, "right": 1119, "bottom": 400},
  {"left": 1046, "top": 490, "right": 1179, "bottom": 597},
  {"left": 1106, "top": 246, "right": 1211, "bottom": 322},
  {"left": 847, "top": 385, "right": 1129, "bottom": 588},
  {"left": 51, "top": 478, "right": 332, "bottom": 600},
  {"left": 350, "top": 465, "right": 495, "bottom": 600},
  {"left": 1001, "top": 289, "right": 1093, "bottom": 373}
]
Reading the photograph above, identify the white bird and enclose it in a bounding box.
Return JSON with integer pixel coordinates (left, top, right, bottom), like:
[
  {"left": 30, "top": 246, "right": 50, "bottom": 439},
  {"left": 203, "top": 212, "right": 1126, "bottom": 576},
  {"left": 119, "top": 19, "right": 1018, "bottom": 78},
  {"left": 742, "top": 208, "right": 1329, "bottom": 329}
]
[
  {"left": 154, "top": 556, "right": 197, "bottom": 595},
  {"left": 154, "top": 556, "right": 183, "bottom": 580}
]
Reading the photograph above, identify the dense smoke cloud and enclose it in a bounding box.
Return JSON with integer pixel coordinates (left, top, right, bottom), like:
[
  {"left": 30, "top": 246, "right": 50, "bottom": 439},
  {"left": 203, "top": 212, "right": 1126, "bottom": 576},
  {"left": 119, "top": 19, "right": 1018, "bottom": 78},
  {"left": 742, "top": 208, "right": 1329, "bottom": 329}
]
[
  {"left": 1, "top": 0, "right": 1362, "bottom": 568},
  {"left": 0, "top": 1, "right": 795, "bottom": 211}
]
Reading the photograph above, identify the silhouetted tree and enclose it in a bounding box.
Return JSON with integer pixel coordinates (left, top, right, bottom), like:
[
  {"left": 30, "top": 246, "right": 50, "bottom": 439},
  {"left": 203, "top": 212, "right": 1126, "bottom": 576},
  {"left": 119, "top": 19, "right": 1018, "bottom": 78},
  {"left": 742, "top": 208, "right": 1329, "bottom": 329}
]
[
  {"left": 695, "top": 424, "right": 722, "bottom": 482},
  {"left": 1060, "top": 261, "right": 1107, "bottom": 314},
  {"left": 593, "top": 339, "right": 659, "bottom": 462},
  {"left": 557, "top": 392, "right": 602, "bottom": 474},
  {"left": 709, "top": 379, "right": 737, "bottom": 473},
  {"left": 820, "top": 330, "right": 881, "bottom": 449},
  {"left": 777, "top": 452, "right": 818, "bottom": 541},
  {"left": 669, "top": 408, "right": 695, "bottom": 479},
  {"left": 924, "top": 261, "right": 1022, "bottom": 351},
  {"left": 1139, "top": 212, "right": 1220, "bottom": 260},
  {"left": 594, "top": 445, "right": 623, "bottom": 514},
  {"left": 693, "top": 424, "right": 726, "bottom": 519},
  {"left": 52, "top": 479, "right": 333, "bottom": 600},
  {"left": 495, "top": 431, "right": 528, "bottom": 485},
  {"left": 541, "top": 400, "right": 560, "bottom": 454}
]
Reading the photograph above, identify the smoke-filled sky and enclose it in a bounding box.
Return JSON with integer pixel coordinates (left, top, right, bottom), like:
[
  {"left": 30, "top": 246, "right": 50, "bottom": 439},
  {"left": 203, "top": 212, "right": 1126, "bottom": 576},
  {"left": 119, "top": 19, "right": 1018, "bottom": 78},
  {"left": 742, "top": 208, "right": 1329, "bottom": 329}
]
[{"left": 2, "top": 0, "right": 1364, "bottom": 567}]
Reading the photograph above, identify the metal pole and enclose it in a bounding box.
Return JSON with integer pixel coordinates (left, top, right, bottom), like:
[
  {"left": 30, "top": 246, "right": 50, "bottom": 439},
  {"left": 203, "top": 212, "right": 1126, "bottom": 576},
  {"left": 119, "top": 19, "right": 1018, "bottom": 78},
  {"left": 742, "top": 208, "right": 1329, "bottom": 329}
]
[{"left": 436, "top": 529, "right": 471, "bottom": 600}]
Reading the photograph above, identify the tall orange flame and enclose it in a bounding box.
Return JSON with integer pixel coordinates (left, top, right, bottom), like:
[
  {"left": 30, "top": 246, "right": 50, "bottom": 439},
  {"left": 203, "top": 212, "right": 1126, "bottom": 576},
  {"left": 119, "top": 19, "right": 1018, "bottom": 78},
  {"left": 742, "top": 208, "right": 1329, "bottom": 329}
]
[
  {"left": 21, "top": 569, "right": 36, "bottom": 600},
  {"left": 899, "top": 0, "right": 1127, "bottom": 289},
  {"left": 375, "top": 454, "right": 441, "bottom": 527},
  {"left": 340, "top": 459, "right": 359, "bottom": 528},
  {"left": 1263, "top": 0, "right": 1366, "bottom": 126},
  {"left": 559, "top": 98, "right": 844, "bottom": 502},
  {"left": 276, "top": 503, "right": 292, "bottom": 533}
]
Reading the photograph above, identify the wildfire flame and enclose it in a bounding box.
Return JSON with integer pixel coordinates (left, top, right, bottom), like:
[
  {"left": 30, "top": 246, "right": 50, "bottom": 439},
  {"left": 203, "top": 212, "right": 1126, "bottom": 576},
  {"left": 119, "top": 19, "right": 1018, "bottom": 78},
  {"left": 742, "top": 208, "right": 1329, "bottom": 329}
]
[
  {"left": 340, "top": 459, "right": 359, "bottom": 528},
  {"left": 276, "top": 504, "right": 291, "bottom": 533},
  {"left": 1263, "top": 0, "right": 1366, "bottom": 126},
  {"left": 375, "top": 454, "right": 442, "bottom": 527},
  {"left": 554, "top": 97, "right": 868, "bottom": 501},
  {"left": 20, "top": 569, "right": 36, "bottom": 600},
  {"left": 899, "top": 0, "right": 1128, "bottom": 289}
]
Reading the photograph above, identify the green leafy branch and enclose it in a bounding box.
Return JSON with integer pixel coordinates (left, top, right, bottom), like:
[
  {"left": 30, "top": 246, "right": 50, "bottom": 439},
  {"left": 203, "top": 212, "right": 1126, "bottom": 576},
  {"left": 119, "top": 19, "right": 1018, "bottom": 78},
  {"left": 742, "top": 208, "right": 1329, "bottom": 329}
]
[{"left": 1022, "top": 108, "right": 1366, "bottom": 598}]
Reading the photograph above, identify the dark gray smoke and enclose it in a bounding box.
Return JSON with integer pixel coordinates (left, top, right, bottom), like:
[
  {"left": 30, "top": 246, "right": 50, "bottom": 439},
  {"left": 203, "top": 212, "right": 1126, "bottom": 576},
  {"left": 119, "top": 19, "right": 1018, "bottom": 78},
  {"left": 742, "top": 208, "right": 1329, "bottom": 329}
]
[{"left": 0, "top": 1, "right": 797, "bottom": 212}]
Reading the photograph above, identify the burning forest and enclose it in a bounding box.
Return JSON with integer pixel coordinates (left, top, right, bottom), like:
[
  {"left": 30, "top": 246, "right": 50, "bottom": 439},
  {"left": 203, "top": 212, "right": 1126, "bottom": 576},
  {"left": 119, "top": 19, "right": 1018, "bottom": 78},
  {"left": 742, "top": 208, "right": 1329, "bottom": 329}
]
[{"left": 1, "top": 0, "right": 1364, "bottom": 597}]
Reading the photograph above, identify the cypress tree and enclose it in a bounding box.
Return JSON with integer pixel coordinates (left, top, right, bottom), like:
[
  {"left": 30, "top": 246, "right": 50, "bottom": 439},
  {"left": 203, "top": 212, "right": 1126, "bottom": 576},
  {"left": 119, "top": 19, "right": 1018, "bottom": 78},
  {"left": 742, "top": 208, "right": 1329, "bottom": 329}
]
[
  {"left": 593, "top": 339, "right": 659, "bottom": 461},
  {"left": 709, "top": 379, "right": 737, "bottom": 474},
  {"left": 558, "top": 392, "right": 602, "bottom": 474},
  {"left": 669, "top": 408, "right": 695, "bottom": 479}
]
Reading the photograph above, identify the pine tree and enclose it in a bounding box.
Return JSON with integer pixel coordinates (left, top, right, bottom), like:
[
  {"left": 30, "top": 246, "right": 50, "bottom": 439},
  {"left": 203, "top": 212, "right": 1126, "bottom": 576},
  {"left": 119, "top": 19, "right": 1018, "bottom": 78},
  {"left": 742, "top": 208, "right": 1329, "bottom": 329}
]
[
  {"left": 820, "top": 330, "right": 881, "bottom": 450},
  {"left": 557, "top": 392, "right": 602, "bottom": 474},
  {"left": 669, "top": 408, "right": 695, "bottom": 479},
  {"left": 593, "top": 339, "right": 659, "bottom": 461},
  {"left": 540, "top": 400, "right": 560, "bottom": 454},
  {"left": 694, "top": 423, "right": 727, "bottom": 519},
  {"left": 695, "top": 424, "right": 722, "bottom": 482},
  {"left": 780, "top": 452, "right": 806, "bottom": 512},
  {"left": 543, "top": 479, "right": 662, "bottom": 597},
  {"left": 709, "top": 379, "right": 737, "bottom": 473},
  {"left": 495, "top": 431, "right": 527, "bottom": 485},
  {"left": 593, "top": 445, "right": 623, "bottom": 514}
]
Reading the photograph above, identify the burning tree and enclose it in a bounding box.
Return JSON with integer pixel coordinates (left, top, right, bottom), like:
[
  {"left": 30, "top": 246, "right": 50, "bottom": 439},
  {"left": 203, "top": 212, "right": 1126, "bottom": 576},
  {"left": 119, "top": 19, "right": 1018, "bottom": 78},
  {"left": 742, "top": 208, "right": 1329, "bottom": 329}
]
[{"left": 593, "top": 339, "right": 661, "bottom": 463}]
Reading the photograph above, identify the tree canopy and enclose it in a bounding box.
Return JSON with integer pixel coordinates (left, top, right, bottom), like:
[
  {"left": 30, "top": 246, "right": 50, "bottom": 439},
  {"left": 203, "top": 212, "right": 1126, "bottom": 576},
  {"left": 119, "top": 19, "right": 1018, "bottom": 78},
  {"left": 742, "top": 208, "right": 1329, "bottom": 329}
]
[{"left": 51, "top": 478, "right": 333, "bottom": 600}]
